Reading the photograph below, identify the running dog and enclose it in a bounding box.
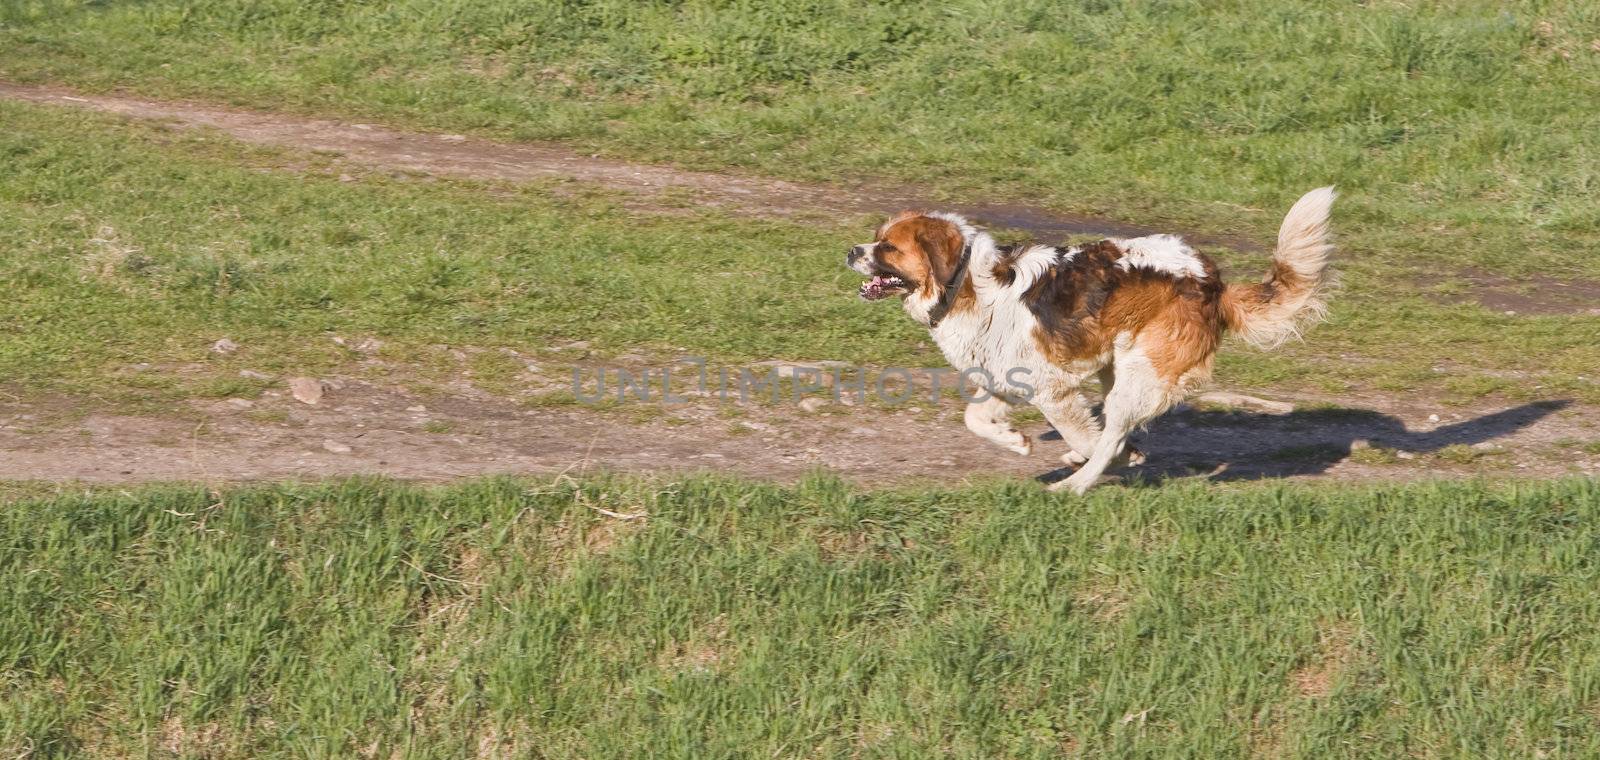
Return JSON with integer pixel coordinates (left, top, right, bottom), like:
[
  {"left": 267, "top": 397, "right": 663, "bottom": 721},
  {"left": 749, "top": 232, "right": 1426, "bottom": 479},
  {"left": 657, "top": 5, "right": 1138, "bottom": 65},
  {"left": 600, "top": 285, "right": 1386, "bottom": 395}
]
[{"left": 847, "top": 188, "right": 1335, "bottom": 493}]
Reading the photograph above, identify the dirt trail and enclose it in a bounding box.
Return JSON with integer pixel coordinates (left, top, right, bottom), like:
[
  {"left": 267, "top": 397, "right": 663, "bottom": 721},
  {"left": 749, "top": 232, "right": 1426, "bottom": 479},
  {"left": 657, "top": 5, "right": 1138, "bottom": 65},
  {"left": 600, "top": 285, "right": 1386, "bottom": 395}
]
[
  {"left": 2, "top": 372, "right": 1595, "bottom": 486},
  {"left": 2, "top": 82, "right": 1597, "bottom": 487},
  {"left": 0, "top": 81, "right": 1259, "bottom": 248}
]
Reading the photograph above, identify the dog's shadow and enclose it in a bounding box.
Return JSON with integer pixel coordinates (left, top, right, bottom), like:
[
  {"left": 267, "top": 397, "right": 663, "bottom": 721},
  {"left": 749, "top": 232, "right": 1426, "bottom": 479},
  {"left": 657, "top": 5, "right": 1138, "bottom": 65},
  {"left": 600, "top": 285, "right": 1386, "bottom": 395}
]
[{"left": 1036, "top": 399, "right": 1570, "bottom": 485}]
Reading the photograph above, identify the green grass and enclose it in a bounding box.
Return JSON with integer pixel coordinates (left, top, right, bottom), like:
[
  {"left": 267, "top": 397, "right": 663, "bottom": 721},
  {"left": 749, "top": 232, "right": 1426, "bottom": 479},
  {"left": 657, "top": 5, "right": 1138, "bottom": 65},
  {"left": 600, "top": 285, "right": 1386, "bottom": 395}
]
[
  {"left": 6, "top": 10, "right": 1599, "bottom": 756},
  {"left": 3, "top": 2, "right": 1600, "bottom": 405},
  {"left": 0, "top": 100, "right": 930, "bottom": 395},
  {"left": 1349, "top": 446, "right": 1402, "bottom": 466},
  {"left": 3, "top": 476, "right": 1600, "bottom": 757},
  {"left": 3, "top": 0, "right": 1599, "bottom": 285},
  {"left": 2, "top": 99, "right": 1597, "bottom": 407}
]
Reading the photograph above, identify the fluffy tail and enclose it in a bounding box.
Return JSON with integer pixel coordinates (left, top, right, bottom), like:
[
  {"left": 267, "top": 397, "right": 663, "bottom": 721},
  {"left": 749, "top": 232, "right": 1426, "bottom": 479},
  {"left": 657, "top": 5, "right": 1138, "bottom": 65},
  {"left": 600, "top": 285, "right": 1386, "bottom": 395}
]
[{"left": 1222, "top": 186, "right": 1336, "bottom": 349}]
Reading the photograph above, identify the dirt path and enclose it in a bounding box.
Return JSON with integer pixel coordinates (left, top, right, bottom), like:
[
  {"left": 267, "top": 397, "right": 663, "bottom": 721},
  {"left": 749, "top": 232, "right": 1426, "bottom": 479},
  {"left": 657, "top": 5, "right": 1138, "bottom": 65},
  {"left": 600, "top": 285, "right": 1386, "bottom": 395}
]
[
  {"left": 2, "top": 82, "right": 1597, "bottom": 487},
  {"left": 0, "top": 81, "right": 1263, "bottom": 248},
  {"left": 3, "top": 370, "right": 1596, "bottom": 486}
]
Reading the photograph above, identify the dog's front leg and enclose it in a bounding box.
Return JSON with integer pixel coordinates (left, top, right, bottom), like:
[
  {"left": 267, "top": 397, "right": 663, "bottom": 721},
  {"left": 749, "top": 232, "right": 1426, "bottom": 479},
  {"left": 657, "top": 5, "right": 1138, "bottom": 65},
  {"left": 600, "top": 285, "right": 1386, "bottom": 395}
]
[{"left": 963, "top": 396, "right": 1032, "bottom": 456}]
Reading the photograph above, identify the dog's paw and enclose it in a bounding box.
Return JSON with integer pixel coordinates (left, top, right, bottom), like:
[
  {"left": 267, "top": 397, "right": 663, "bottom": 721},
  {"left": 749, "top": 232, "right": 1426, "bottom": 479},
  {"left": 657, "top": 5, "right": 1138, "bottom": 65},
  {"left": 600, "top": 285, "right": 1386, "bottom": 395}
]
[
  {"left": 1124, "top": 446, "right": 1146, "bottom": 467},
  {"left": 1048, "top": 471, "right": 1097, "bottom": 495},
  {"left": 1061, "top": 450, "right": 1088, "bottom": 467},
  {"left": 1009, "top": 434, "right": 1033, "bottom": 456}
]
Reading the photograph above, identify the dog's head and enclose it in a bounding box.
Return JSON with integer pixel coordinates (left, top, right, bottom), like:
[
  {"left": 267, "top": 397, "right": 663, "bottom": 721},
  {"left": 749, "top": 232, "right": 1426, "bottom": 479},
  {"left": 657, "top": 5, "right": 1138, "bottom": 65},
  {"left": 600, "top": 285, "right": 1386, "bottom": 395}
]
[{"left": 846, "top": 212, "right": 969, "bottom": 302}]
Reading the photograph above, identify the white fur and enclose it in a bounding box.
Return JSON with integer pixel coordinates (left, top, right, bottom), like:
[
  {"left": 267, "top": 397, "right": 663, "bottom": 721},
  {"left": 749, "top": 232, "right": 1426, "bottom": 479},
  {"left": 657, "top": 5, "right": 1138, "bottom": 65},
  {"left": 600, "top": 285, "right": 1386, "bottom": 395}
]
[
  {"left": 847, "top": 245, "right": 876, "bottom": 276},
  {"left": 916, "top": 221, "right": 1107, "bottom": 468},
  {"left": 964, "top": 396, "right": 1032, "bottom": 455},
  {"left": 853, "top": 191, "right": 1331, "bottom": 494},
  {"left": 1279, "top": 187, "right": 1336, "bottom": 269},
  {"left": 1007, "top": 245, "right": 1068, "bottom": 291},
  {"left": 891, "top": 216, "right": 1149, "bottom": 484},
  {"left": 1052, "top": 339, "right": 1177, "bottom": 494},
  {"left": 1112, "top": 234, "right": 1205, "bottom": 279},
  {"left": 895, "top": 221, "right": 1189, "bottom": 486},
  {"left": 1229, "top": 186, "right": 1338, "bottom": 349},
  {"left": 926, "top": 211, "right": 979, "bottom": 242}
]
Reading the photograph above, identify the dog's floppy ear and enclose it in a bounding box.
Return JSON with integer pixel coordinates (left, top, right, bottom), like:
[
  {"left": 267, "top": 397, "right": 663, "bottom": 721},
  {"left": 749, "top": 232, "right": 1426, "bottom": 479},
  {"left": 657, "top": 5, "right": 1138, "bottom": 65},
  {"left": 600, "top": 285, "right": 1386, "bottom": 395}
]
[{"left": 914, "top": 220, "right": 965, "bottom": 291}]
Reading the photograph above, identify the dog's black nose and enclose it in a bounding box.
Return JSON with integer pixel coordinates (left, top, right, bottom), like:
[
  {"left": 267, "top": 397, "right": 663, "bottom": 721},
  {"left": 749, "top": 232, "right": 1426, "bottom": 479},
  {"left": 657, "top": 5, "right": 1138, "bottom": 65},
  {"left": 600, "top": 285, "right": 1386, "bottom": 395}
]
[{"left": 846, "top": 246, "right": 863, "bottom": 265}]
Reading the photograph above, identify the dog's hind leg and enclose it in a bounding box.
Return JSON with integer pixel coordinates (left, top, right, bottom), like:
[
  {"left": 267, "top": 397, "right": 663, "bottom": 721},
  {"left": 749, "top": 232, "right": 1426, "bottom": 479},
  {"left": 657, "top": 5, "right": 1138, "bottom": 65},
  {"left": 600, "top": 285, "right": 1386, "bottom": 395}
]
[
  {"left": 964, "top": 395, "right": 1032, "bottom": 455},
  {"left": 1093, "top": 366, "right": 1146, "bottom": 467},
  {"left": 1053, "top": 346, "right": 1177, "bottom": 495},
  {"left": 1034, "top": 389, "right": 1101, "bottom": 468}
]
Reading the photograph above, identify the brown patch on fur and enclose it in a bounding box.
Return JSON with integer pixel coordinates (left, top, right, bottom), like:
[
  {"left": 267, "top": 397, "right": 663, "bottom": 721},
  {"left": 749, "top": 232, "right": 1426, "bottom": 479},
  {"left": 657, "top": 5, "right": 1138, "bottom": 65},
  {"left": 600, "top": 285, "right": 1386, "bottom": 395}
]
[
  {"left": 1224, "top": 260, "right": 1298, "bottom": 322},
  {"left": 1021, "top": 240, "right": 1228, "bottom": 383},
  {"left": 1021, "top": 241, "right": 1123, "bottom": 365},
  {"left": 1126, "top": 256, "right": 1227, "bottom": 385},
  {"left": 988, "top": 244, "right": 1020, "bottom": 287},
  {"left": 874, "top": 213, "right": 976, "bottom": 315}
]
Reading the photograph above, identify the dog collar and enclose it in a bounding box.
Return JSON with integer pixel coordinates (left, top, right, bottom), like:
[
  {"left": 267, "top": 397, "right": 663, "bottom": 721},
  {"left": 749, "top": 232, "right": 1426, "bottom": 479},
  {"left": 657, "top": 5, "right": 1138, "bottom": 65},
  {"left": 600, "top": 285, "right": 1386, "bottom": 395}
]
[{"left": 926, "top": 241, "right": 972, "bottom": 329}]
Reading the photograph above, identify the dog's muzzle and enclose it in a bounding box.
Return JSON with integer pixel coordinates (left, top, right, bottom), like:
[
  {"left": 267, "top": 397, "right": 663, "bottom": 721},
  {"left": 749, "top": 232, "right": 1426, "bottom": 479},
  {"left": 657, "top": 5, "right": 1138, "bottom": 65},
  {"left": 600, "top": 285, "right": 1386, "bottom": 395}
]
[{"left": 846, "top": 245, "right": 873, "bottom": 275}]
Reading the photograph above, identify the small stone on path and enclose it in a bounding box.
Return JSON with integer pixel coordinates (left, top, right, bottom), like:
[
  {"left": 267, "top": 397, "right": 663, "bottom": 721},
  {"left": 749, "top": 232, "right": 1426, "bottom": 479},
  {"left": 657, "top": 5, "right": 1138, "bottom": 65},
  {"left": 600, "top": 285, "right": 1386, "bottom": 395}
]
[{"left": 288, "top": 377, "right": 323, "bottom": 405}]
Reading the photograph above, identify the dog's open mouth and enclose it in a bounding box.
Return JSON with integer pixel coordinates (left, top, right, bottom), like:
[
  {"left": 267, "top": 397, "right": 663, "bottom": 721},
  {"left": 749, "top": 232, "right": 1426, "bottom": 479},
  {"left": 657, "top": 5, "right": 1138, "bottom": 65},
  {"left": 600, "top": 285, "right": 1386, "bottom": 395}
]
[{"left": 859, "top": 274, "right": 909, "bottom": 301}]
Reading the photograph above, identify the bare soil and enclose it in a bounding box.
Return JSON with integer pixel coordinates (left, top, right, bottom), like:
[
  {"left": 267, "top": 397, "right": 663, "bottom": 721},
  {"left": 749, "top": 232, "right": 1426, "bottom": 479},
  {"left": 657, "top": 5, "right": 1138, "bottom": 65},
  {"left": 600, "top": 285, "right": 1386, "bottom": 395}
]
[
  {"left": 1446, "top": 268, "right": 1600, "bottom": 317},
  {"left": 2, "top": 82, "right": 1597, "bottom": 487},
  {"left": 2, "top": 371, "right": 1595, "bottom": 486}
]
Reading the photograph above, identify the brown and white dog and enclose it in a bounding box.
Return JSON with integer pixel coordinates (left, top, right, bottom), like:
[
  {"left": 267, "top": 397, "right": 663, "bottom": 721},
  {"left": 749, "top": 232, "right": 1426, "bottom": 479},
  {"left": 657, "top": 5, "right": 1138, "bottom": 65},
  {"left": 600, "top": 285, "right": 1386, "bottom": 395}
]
[{"left": 847, "top": 188, "right": 1335, "bottom": 493}]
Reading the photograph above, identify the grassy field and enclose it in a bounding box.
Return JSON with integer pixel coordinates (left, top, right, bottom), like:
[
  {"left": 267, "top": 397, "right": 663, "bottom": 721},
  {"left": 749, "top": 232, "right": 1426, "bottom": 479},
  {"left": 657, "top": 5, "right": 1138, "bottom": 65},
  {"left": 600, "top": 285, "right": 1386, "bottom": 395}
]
[
  {"left": 2, "top": 476, "right": 1599, "bottom": 758},
  {"left": 2, "top": 0, "right": 1599, "bottom": 284},
  {"left": 4, "top": 7, "right": 1599, "bottom": 758},
  {"left": 2, "top": 1, "right": 1599, "bottom": 409},
  {"left": 0, "top": 100, "right": 917, "bottom": 397},
  {"left": 2, "top": 99, "right": 1597, "bottom": 409}
]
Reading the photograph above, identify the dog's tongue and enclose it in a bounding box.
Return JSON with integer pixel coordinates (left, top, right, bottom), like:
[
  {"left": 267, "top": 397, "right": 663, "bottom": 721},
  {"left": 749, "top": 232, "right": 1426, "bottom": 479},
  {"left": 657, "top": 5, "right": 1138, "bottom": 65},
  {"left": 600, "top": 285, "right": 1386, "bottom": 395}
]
[{"left": 860, "top": 276, "right": 891, "bottom": 300}]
